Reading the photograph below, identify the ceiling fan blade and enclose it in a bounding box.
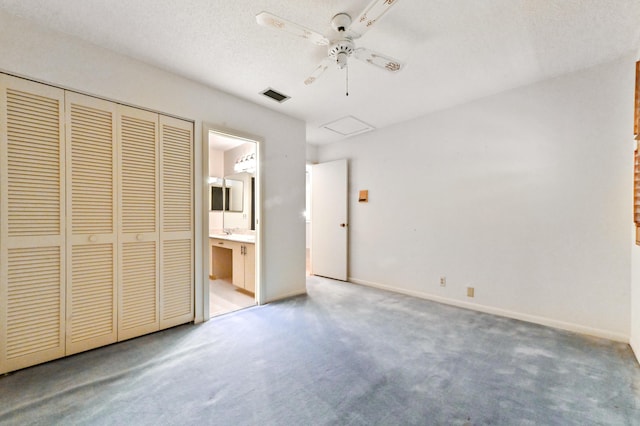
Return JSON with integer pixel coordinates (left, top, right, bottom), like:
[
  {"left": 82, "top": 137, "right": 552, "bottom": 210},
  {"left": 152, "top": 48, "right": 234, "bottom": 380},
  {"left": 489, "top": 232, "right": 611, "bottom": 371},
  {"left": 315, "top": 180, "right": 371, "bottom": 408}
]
[
  {"left": 354, "top": 48, "right": 403, "bottom": 72},
  {"left": 304, "top": 59, "right": 332, "bottom": 85},
  {"left": 256, "top": 11, "right": 329, "bottom": 46},
  {"left": 348, "top": 0, "right": 401, "bottom": 38}
]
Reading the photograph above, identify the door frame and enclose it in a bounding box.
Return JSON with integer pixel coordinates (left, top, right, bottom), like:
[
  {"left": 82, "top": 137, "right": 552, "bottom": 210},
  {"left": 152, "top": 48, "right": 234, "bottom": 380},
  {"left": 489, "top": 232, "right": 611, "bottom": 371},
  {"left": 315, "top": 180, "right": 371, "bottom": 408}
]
[{"left": 201, "top": 123, "right": 263, "bottom": 321}]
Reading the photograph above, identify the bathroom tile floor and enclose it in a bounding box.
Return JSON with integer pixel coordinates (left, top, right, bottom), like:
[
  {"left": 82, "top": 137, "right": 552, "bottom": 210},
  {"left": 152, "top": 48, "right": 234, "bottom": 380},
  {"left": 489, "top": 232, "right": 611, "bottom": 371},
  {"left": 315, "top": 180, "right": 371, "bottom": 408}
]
[{"left": 209, "top": 278, "right": 255, "bottom": 317}]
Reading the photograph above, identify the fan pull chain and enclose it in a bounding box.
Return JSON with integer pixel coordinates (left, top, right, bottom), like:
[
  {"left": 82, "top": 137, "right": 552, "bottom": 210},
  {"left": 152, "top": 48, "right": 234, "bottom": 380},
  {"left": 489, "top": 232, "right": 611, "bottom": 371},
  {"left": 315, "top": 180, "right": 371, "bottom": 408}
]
[{"left": 345, "top": 63, "right": 349, "bottom": 97}]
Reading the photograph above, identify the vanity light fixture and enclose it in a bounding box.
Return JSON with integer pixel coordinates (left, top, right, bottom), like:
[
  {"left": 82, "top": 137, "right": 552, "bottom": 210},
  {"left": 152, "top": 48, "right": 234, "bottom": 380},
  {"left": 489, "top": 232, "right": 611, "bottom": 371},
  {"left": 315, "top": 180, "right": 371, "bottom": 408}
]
[{"left": 234, "top": 153, "right": 256, "bottom": 173}]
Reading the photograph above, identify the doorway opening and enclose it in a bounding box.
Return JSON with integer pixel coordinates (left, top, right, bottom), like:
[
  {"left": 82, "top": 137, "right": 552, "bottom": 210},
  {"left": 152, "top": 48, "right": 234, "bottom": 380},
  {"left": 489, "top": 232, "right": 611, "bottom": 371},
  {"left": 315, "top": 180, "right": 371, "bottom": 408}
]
[{"left": 207, "top": 129, "right": 260, "bottom": 317}]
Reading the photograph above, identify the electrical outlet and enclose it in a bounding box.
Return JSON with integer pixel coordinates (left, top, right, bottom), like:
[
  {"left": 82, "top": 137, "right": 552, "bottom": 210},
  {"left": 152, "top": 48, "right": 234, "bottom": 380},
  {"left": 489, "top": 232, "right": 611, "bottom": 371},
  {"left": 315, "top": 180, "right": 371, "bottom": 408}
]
[
  {"left": 440, "top": 276, "right": 446, "bottom": 287},
  {"left": 467, "top": 287, "right": 475, "bottom": 298}
]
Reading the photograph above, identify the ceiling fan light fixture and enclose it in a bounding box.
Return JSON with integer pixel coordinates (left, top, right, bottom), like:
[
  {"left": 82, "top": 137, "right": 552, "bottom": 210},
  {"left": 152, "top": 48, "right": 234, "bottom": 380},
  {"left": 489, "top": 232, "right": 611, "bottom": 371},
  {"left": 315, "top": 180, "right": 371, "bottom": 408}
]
[
  {"left": 328, "top": 39, "right": 355, "bottom": 70},
  {"left": 336, "top": 52, "right": 349, "bottom": 69}
]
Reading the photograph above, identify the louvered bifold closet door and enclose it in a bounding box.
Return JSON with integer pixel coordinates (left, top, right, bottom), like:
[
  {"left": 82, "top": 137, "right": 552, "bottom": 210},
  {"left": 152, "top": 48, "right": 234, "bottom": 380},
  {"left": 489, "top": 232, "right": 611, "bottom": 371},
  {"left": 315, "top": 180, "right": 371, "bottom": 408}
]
[
  {"left": 159, "top": 116, "right": 194, "bottom": 329},
  {"left": 0, "top": 75, "right": 66, "bottom": 374},
  {"left": 65, "top": 93, "right": 117, "bottom": 354},
  {"left": 117, "top": 106, "right": 160, "bottom": 341}
]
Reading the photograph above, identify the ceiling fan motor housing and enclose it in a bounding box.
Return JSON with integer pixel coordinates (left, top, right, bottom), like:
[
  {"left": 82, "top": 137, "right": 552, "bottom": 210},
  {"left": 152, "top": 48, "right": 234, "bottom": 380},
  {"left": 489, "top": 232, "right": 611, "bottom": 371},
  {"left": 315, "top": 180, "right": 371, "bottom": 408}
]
[{"left": 329, "top": 39, "right": 355, "bottom": 69}]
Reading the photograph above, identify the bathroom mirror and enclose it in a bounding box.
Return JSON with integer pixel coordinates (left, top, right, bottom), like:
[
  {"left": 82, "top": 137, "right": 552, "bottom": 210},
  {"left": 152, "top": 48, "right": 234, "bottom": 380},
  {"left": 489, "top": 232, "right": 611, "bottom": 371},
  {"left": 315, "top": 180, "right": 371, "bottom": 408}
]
[
  {"left": 222, "top": 172, "right": 256, "bottom": 231},
  {"left": 209, "top": 184, "right": 225, "bottom": 211},
  {"left": 209, "top": 176, "right": 225, "bottom": 212},
  {"left": 224, "top": 177, "right": 243, "bottom": 212}
]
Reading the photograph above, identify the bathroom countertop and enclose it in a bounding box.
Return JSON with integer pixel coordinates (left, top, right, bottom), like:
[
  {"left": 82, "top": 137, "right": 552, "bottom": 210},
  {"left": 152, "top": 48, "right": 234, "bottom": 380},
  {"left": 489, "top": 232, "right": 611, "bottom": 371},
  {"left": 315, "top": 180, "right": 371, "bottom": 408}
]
[{"left": 209, "top": 233, "right": 255, "bottom": 244}]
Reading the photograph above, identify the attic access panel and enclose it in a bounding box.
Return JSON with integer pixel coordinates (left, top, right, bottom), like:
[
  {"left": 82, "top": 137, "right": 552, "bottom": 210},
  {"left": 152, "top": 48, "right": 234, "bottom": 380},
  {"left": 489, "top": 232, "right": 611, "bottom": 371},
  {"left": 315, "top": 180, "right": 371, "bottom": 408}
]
[{"left": 322, "top": 116, "right": 374, "bottom": 136}]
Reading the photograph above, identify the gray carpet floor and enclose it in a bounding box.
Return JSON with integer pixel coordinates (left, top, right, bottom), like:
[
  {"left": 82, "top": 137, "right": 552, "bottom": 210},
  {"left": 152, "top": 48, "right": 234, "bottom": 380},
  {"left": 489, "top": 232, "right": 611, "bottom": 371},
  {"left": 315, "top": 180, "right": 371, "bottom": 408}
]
[{"left": 1, "top": 275, "right": 639, "bottom": 425}]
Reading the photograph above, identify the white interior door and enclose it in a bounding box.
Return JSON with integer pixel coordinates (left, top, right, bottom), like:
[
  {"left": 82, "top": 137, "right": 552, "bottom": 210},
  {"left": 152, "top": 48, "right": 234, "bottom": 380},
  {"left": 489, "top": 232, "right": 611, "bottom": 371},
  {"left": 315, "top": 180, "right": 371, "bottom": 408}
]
[{"left": 311, "top": 159, "right": 348, "bottom": 281}]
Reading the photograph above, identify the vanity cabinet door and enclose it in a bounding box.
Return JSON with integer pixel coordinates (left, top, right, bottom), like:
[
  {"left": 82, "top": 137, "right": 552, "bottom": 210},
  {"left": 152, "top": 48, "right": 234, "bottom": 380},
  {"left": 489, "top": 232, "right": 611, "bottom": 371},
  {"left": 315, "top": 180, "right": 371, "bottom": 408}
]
[
  {"left": 243, "top": 244, "right": 255, "bottom": 293},
  {"left": 231, "top": 241, "right": 245, "bottom": 289}
]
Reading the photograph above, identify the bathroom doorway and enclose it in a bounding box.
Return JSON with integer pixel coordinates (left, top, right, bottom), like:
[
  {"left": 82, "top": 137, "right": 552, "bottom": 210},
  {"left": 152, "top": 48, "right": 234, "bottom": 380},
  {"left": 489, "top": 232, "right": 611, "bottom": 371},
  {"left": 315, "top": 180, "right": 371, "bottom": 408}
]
[{"left": 206, "top": 128, "right": 260, "bottom": 317}]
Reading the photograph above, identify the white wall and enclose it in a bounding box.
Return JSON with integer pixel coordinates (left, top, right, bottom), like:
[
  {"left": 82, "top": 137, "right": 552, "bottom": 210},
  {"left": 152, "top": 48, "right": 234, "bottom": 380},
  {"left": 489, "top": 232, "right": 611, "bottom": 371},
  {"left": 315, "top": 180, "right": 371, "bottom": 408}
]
[
  {"left": 306, "top": 143, "right": 318, "bottom": 163},
  {"left": 0, "top": 10, "right": 307, "bottom": 317},
  {"left": 317, "top": 56, "right": 636, "bottom": 342}
]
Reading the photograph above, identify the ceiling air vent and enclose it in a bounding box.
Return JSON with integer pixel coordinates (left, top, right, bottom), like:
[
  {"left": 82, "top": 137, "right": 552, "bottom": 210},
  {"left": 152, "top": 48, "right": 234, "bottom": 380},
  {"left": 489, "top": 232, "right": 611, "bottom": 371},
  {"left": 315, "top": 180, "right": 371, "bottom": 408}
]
[{"left": 260, "top": 88, "right": 290, "bottom": 103}]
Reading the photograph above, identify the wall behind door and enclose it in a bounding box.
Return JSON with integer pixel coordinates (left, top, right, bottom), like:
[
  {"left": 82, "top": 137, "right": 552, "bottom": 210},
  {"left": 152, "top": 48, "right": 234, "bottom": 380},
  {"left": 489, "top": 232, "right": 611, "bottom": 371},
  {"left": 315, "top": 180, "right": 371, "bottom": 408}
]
[{"left": 316, "top": 56, "right": 634, "bottom": 341}]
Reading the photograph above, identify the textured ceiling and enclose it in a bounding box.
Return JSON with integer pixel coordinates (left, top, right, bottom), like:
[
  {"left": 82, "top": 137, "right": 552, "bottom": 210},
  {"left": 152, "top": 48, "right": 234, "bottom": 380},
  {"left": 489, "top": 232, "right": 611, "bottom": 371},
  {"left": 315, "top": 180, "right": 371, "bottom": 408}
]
[{"left": 0, "top": 0, "right": 639, "bottom": 145}]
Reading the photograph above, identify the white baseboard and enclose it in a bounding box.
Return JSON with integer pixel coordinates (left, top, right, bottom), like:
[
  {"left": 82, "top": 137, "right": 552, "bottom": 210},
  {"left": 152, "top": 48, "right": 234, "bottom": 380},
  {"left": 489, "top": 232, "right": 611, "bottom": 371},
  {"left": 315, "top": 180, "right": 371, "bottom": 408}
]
[
  {"left": 263, "top": 289, "right": 307, "bottom": 304},
  {"left": 349, "top": 277, "right": 629, "bottom": 343},
  {"left": 631, "top": 337, "right": 640, "bottom": 365}
]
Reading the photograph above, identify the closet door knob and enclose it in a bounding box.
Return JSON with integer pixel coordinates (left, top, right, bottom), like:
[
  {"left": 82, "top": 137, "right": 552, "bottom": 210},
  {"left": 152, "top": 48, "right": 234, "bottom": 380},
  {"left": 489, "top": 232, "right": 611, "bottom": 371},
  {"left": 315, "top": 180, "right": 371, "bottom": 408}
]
[
  {"left": 136, "top": 234, "right": 144, "bottom": 241},
  {"left": 89, "top": 235, "right": 98, "bottom": 242}
]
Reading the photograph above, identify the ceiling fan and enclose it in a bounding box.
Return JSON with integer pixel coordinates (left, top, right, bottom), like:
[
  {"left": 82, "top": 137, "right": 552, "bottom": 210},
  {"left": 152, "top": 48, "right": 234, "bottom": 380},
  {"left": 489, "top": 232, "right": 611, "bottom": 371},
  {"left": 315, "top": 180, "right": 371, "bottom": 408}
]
[{"left": 256, "top": 0, "right": 404, "bottom": 90}]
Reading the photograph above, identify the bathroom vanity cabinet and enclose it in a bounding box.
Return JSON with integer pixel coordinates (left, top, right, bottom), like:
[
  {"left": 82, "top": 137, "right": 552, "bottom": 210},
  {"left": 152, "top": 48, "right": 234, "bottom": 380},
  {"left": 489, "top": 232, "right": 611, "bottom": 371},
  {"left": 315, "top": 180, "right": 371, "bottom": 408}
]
[{"left": 209, "top": 237, "right": 255, "bottom": 293}]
